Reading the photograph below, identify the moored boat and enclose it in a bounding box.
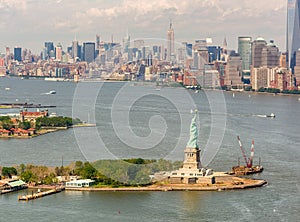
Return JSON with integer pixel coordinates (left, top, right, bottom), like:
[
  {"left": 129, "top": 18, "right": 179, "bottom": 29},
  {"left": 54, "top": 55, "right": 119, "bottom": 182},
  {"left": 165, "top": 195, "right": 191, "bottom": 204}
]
[
  {"left": 229, "top": 165, "right": 264, "bottom": 176},
  {"left": 229, "top": 136, "right": 264, "bottom": 176}
]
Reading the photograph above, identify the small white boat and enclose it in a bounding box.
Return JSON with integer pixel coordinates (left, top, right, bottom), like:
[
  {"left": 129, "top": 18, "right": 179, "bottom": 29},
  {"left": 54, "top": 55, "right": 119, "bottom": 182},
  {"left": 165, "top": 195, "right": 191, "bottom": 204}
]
[
  {"left": 267, "top": 113, "right": 275, "bottom": 118},
  {"left": 45, "top": 90, "right": 56, "bottom": 95},
  {"left": 5, "top": 87, "right": 10, "bottom": 91}
]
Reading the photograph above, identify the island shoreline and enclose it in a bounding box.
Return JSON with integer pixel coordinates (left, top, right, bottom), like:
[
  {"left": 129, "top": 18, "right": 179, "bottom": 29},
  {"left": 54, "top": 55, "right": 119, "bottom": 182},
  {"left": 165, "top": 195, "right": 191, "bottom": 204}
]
[{"left": 26, "top": 178, "right": 267, "bottom": 192}]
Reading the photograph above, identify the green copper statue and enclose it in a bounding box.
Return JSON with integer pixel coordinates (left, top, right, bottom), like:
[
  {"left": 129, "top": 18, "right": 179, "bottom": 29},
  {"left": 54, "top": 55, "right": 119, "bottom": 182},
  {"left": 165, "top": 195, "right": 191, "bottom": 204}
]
[{"left": 186, "top": 111, "right": 199, "bottom": 149}]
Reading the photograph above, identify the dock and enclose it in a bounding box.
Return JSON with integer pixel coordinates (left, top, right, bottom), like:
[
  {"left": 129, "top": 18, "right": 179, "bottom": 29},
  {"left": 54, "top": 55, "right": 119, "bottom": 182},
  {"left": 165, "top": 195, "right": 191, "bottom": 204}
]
[
  {"left": 18, "top": 186, "right": 65, "bottom": 201},
  {"left": 0, "top": 103, "right": 56, "bottom": 109},
  {"left": 0, "top": 179, "right": 28, "bottom": 194}
]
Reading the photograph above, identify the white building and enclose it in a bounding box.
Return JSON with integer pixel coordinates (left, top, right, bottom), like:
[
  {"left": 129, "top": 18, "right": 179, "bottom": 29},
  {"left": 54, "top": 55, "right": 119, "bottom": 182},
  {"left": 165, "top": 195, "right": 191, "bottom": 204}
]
[{"left": 66, "top": 179, "right": 95, "bottom": 188}]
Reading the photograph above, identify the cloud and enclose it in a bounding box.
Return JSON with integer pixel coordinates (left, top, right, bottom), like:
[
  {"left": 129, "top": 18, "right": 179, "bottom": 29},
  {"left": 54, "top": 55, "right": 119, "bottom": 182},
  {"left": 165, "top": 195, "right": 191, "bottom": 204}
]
[
  {"left": 71, "top": 0, "right": 286, "bottom": 26},
  {"left": 0, "top": 0, "right": 27, "bottom": 11},
  {"left": 0, "top": 0, "right": 28, "bottom": 22},
  {"left": 0, "top": 0, "right": 287, "bottom": 53}
]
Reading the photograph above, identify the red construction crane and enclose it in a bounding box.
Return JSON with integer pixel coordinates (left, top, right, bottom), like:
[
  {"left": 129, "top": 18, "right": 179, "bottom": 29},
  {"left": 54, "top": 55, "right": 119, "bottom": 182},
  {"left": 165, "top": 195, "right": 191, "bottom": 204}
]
[
  {"left": 249, "top": 139, "right": 255, "bottom": 167},
  {"left": 237, "top": 136, "right": 254, "bottom": 168}
]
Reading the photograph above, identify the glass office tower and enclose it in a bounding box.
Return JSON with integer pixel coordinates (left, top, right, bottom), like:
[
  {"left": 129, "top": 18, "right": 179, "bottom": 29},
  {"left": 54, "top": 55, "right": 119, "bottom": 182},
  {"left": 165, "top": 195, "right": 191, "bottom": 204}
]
[{"left": 287, "top": 0, "right": 300, "bottom": 73}]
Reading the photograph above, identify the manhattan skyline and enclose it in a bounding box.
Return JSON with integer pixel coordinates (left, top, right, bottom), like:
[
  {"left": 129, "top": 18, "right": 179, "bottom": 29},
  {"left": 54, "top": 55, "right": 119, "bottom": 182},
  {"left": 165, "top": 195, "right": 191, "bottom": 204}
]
[{"left": 0, "top": 0, "right": 286, "bottom": 53}]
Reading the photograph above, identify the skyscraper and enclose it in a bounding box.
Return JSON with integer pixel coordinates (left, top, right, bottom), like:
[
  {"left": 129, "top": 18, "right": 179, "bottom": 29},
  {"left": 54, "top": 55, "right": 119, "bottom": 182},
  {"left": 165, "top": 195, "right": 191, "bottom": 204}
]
[
  {"left": 293, "top": 49, "right": 300, "bottom": 85},
  {"left": 225, "top": 52, "right": 243, "bottom": 88},
  {"left": 44, "top": 42, "right": 54, "bottom": 58},
  {"left": 123, "top": 32, "right": 130, "bottom": 53},
  {"left": 238, "top": 37, "right": 252, "bottom": 71},
  {"left": 287, "top": 0, "right": 300, "bottom": 73},
  {"left": 72, "top": 40, "right": 79, "bottom": 61},
  {"left": 83, "top": 42, "right": 95, "bottom": 63},
  {"left": 14, "top": 47, "right": 22, "bottom": 62},
  {"left": 96, "top": 35, "right": 100, "bottom": 50},
  {"left": 252, "top": 37, "right": 267, "bottom": 68},
  {"left": 55, "top": 43, "right": 63, "bottom": 61},
  {"left": 5, "top": 47, "right": 10, "bottom": 64},
  {"left": 252, "top": 38, "right": 279, "bottom": 69},
  {"left": 167, "top": 21, "right": 175, "bottom": 62}
]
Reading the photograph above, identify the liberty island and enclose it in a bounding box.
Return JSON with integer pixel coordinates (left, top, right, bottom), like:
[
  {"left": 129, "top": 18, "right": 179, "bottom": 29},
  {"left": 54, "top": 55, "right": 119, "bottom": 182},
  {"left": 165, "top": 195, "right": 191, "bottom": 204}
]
[{"left": 33, "top": 111, "right": 267, "bottom": 192}]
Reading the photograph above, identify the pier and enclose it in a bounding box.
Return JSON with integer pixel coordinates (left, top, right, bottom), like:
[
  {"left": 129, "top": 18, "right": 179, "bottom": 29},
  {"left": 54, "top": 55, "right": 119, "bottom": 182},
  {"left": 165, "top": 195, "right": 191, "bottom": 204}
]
[
  {"left": 0, "top": 103, "right": 56, "bottom": 109},
  {"left": 18, "top": 186, "right": 65, "bottom": 201}
]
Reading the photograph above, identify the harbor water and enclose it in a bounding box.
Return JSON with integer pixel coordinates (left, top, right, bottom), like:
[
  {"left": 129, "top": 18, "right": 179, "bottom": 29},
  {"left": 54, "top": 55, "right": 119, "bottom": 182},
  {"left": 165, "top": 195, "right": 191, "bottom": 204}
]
[{"left": 0, "top": 78, "right": 299, "bottom": 221}]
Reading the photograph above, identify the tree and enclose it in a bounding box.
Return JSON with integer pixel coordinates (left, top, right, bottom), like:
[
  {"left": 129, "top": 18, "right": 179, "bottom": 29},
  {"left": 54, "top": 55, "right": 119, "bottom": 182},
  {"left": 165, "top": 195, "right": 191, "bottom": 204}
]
[
  {"left": 0, "top": 116, "right": 11, "bottom": 122},
  {"left": 35, "top": 116, "right": 81, "bottom": 128},
  {"left": 0, "top": 116, "right": 13, "bottom": 130},
  {"left": 2, "top": 167, "right": 17, "bottom": 178},
  {"left": 20, "top": 170, "right": 37, "bottom": 183},
  {"left": 55, "top": 166, "right": 62, "bottom": 176},
  {"left": 55, "top": 166, "right": 70, "bottom": 176},
  {"left": 127, "top": 165, "right": 138, "bottom": 181},
  {"left": 42, "top": 173, "right": 58, "bottom": 185},
  {"left": 19, "top": 121, "right": 31, "bottom": 130},
  {"left": 80, "top": 162, "right": 97, "bottom": 179},
  {"left": 73, "top": 161, "right": 83, "bottom": 175},
  {"left": 133, "top": 170, "right": 151, "bottom": 185},
  {"left": 19, "top": 164, "right": 26, "bottom": 174}
]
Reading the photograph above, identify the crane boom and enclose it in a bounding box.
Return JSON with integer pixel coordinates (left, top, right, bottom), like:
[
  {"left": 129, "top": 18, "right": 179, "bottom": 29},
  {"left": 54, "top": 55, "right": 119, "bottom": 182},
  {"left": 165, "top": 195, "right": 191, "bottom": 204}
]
[
  {"left": 237, "top": 136, "right": 250, "bottom": 167},
  {"left": 248, "top": 139, "right": 254, "bottom": 168}
]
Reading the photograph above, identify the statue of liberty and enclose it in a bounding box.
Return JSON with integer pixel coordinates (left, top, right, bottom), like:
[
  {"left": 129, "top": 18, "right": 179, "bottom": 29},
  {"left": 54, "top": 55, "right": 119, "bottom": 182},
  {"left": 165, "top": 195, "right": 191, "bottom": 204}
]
[{"left": 186, "top": 110, "right": 199, "bottom": 149}]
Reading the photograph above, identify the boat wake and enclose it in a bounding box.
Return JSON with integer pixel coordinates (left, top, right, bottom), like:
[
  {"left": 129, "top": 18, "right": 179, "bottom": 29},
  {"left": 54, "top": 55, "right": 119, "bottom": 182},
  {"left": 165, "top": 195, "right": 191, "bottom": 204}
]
[
  {"left": 255, "top": 113, "right": 275, "bottom": 118},
  {"left": 41, "top": 90, "right": 56, "bottom": 95}
]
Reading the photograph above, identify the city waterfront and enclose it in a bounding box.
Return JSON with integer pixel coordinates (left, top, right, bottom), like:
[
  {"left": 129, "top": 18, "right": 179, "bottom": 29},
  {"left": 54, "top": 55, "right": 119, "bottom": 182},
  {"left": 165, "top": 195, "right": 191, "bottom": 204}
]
[{"left": 0, "top": 78, "right": 299, "bottom": 221}]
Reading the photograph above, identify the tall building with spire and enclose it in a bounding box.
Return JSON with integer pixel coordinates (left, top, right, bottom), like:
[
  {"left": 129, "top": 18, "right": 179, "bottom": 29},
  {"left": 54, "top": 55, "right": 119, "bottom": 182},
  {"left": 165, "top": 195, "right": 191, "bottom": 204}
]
[
  {"left": 123, "top": 30, "right": 130, "bottom": 53},
  {"left": 222, "top": 37, "right": 227, "bottom": 54},
  {"left": 96, "top": 34, "right": 100, "bottom": 50},
  {"left": 287, "top": 0, "right": 300, "bottom": 74},
  {"left": 167, "top": 21, "right": 175, "bottom": 62},
  {"left": 72, "top": 40, "right": 79, "bottom": 61},
  {"left": 220, "top": 37, "right": 229, "bottom": 62}
]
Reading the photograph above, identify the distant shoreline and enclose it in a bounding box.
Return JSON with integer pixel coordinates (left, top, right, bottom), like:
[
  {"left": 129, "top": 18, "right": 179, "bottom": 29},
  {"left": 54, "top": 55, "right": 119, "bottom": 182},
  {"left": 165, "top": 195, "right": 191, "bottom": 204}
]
[
  {"left": 231, "top": 90, "right": 300, "bottom": 97},
  {"left": 0, "top": 123, "right": 96, "bottom": 139}
]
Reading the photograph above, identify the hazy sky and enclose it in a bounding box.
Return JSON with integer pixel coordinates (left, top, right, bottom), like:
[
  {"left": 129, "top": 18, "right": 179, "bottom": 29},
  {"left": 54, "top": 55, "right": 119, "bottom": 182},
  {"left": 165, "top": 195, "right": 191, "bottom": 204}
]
[{"left": 0, "top": 0, "right": 287, "bottom": 54}]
